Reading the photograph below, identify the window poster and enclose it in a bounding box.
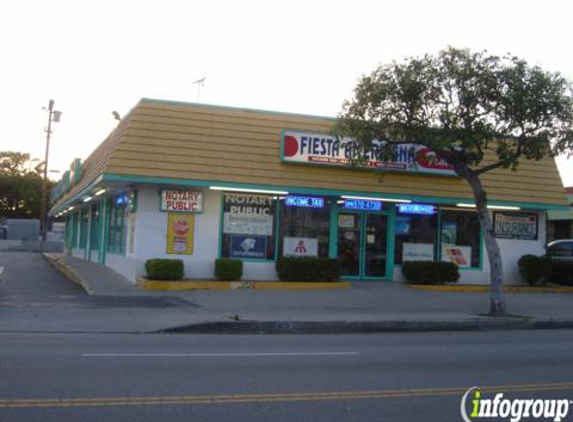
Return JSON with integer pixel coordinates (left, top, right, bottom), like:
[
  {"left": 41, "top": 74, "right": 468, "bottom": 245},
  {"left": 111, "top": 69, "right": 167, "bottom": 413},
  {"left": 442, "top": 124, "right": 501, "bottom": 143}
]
[
  {"left": 230, "top": 235, "right": 267, "bottom": 259},
  {"left": 167, "top": 212, "right": 195, "bottom": 255},
  {"left": 441, "top": 244, "right": 472, "bottom": 268},
  {"left": 223, "top": 194, "right": 274, "bottom": 236},
  {"left": 441, "top": 221, "right": 457, "bottom": 244},
  {"left": 283, "top": 237, "right": 319, "bottom": 257},
  {"left": 402, "top": 242, "right": 434, "bottom": 261}
]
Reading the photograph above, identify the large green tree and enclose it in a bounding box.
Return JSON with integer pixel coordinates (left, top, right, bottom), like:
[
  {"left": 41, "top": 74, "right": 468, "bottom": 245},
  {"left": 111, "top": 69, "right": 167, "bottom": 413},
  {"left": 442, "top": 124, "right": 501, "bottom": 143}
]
[
  {"left": 336, "top": 47, "right": 573, "bottom": 316},
  {"left": 0, "top": 151, "right": 48, "bottom": 219}
]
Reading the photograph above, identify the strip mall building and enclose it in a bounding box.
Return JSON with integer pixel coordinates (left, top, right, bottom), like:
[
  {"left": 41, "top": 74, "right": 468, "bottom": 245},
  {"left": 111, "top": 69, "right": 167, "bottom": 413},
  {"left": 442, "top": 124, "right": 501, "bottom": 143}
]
[{"left": 49, "top": 99, "right": 570, "bottom": 284}]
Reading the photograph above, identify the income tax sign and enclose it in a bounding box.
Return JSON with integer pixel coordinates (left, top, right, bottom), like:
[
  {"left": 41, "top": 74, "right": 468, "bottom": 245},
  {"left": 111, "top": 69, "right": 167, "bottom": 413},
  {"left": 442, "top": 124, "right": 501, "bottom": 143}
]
[
  {"left": 161, "top": 190, "right": 203, "bottom": 213},
  {"left": 281, "top": 131, "right": 456, "bottom": 176}
]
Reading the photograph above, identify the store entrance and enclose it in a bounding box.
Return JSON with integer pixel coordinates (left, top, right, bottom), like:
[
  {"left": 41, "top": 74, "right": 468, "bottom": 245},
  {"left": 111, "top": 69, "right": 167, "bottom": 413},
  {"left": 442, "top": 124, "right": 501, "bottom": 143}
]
[{"left": 337, "top": 212, "right": 389, "bottom": 280}]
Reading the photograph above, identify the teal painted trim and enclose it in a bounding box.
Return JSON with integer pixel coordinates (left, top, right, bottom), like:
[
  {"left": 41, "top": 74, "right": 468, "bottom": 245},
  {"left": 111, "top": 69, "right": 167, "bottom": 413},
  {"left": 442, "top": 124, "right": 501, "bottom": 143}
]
[
  {"left": 97, "top": 199, "right": 105, "bottom": 264},
  {"left": 386, "top": 206, "right": 396, "bottom": 282},
  {"left": 102, "top": 199, "right": 110, "bottom": 265},
  {"left": 328, "top": 203, "right": 338, "bottom": 259},
  {"left": 479, "top": 224, "right": 485, "bottom": 271},
  {"left": 102, "top": 173, "right": 569, "bottom": 211},
  {"left": 140, "top": 98, "right": 337, "bottom": 122},
  {"left": 274, "top": 200, "right": 280, "bottom": 261},
  {"left": 436, "top": 207, "right": 442, "bottom": 263},
  {"left": 217, "top": 192, "right": 224, "bottom": 259}
]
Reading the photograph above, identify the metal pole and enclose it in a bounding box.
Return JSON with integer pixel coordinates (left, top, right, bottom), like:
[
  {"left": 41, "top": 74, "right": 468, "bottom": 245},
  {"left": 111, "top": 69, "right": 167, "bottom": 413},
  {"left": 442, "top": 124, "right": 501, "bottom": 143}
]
[{"left": 40, "top": 99, "right": 54, "bottom": 242}]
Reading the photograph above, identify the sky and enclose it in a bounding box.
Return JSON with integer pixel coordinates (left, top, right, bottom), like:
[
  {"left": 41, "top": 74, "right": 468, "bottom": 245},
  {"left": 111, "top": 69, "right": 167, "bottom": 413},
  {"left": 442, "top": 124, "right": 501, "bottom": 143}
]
[{"left": 1, "top": 0, "right": 572, "bottom": 186}]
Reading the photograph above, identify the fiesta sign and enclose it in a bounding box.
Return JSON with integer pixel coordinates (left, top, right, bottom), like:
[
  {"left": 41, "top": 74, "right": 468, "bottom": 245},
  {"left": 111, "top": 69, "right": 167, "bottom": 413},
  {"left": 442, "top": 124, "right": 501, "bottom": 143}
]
[
  {"left": 160, "top": 190, "right": 203, "bottom": 213},
  {"left": 281, "top": 131, "right": 456, "bottom": 176}
]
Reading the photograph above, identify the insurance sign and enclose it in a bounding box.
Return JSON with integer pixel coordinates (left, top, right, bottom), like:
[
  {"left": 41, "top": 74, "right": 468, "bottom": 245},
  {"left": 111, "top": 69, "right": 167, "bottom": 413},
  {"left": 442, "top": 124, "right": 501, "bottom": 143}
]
[
  {"left": 281, "top": 131, "right": 456, "bottom": 176},
  {"left": 493, "top": 212, "right": 538, "bottom": 240}
]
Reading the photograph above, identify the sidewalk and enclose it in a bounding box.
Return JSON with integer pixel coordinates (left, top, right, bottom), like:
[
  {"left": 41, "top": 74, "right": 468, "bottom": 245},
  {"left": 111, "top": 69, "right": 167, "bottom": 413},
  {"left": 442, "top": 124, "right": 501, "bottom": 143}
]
[{"left": 28, "top": 253, "right": 573, "bottom": 334}]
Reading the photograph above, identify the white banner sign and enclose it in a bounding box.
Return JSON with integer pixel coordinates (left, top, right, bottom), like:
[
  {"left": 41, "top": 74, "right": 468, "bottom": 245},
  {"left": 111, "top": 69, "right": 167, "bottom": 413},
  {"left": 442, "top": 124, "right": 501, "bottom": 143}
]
[
  {"left": 161, "top": 190, "right": 203, "bottom": 213},
  {"left": 282, "top": 131, "right": 456, "bottom": 176},
  {"left": 403, "top": 243, "right": 434, "bottom": 262},
  {"left": 283, "top": 237, "right": 319, "bottom": 257}
]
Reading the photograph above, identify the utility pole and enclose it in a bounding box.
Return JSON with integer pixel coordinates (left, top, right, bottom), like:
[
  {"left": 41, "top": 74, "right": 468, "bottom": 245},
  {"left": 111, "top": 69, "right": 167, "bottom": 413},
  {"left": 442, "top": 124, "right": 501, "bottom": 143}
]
[{"left": 40, "top": 99, "right": 61, "bottom": 242}]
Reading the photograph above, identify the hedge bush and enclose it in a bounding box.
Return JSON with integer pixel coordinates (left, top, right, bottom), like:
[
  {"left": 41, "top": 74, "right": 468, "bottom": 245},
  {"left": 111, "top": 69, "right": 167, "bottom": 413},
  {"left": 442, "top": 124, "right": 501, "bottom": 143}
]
[
  {"left": 517, "top": 254, "right": 552, "bottom": 286},
  {"left": 276, "top": 257, "right": 341, "bottom": 282},
  {"left": 145, "top": 259, "right": 184, "bottom": 280},
  {"left": 401, "top": 261, "right": 459, "bottom": 284},
  {"left": 215, "top": 258, "right": 243, "bottom": 281},
  {"left": 550, "top": 261, "right": 573, "bottom": 286}
]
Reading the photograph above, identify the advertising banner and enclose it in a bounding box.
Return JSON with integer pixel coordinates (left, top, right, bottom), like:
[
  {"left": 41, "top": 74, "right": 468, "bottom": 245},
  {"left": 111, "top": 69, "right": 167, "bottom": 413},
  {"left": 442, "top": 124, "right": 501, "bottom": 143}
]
[
  {"left": 441, "top": 244, "right": 472, "bottom": 268},
  {"left": 167, "top": 213, "right": 194, "bottom": 254},
  {"left": 230, "top": 235, "right": 267, "bottom": 259},
  {"left": 402, "top": 243, "right": 434, "bottom": 261},
  {"left": 161, "top": 190, "right": 203, "bottom": 213},
  {"left": 493, "top": 212, "right": 538, "bottom": 240},
  {"left": 282, "top": 131, "right": 456, "bottom": 176},
  {"left": 223, "top": 193, "right": 274, "bottom": 236},
  {"left": 283, "top": 237, "right": 319, "bottom": 257}
]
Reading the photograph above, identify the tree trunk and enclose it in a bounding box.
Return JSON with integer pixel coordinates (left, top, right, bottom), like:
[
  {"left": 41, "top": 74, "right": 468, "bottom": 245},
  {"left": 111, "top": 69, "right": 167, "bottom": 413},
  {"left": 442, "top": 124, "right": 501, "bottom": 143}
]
[{"left": 464, "top": 172, "right": 507, "bottom": 316}]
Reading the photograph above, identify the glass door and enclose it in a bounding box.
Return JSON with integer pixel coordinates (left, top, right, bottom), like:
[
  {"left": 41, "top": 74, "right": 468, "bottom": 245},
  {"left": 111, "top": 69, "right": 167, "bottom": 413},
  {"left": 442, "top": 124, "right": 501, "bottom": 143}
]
[
  {"left": 337, "top": 213, "right": 362, "bottom": 277},
  {"left": 364, "top": 213, "right": 388, "bottom": 278},
  {"left": 337, "top": 212, "right": 388, "bottom": 279}
]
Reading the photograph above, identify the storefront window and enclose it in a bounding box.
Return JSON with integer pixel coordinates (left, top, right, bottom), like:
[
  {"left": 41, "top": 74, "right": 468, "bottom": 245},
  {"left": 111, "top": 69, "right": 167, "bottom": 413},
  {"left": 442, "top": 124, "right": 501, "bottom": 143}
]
[
  {"left": 394, "top": 206, "right": 481, "bottom": 268},
  {"left": 107, "top": 193, "right": 129, "bottom": 255},
  {"left": 278, "top": 198, "right": 330, "bottom": 258},
  {"left": 439, "top": 210, "right": 481, "bottom": 268},
  {"left": 220, "top": 193, "right": 277, "bottom": 260},
  {"left": 79, "top": 209, "right": 89, "bottom": 249},
  {"left": 394, "top": 212, "right": 438, "bottom": 264}
]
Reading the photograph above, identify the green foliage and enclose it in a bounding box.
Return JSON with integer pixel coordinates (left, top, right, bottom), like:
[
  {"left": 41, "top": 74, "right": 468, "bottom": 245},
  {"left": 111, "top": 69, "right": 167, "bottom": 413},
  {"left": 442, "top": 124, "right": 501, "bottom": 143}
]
[
  {"left": 0, "top": 151, "right": 52, "bottom": 219},
  {"left": 275, "top": 257, "right": 341, "bottom": 282},
  {"left": 215, "top": 258, "right": 243, "bottom": 281},
  {"left": 145, "top": 259, "right": 184, "bottom": 280},
  {"left": 336, "top": 47, "right": 573, "bottom": 172},
  {"left": 401, "top": 261, "right": 460, "bottom": 285},
  {"left": 517, "top": 254, "right": 552, "bottom": 286},
  {"left": 550, "top": 261, "right": 573, "bottom": 286}
]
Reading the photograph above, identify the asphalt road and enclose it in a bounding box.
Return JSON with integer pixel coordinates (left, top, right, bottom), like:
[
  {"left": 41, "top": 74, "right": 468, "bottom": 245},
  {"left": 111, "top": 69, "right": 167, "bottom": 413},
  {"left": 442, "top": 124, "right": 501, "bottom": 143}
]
[{"left": 1, "top": 330, "right": 573, "bottom": 422}]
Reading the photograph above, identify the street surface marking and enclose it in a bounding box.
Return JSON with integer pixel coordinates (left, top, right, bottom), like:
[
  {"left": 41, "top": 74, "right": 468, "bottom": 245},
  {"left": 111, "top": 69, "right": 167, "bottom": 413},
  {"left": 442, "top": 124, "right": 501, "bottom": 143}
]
[
  {"left": 82, "top": 352, "right": 359, "bottom": 357},
  {"left": 2, "top": 382, "right": 573, "bottom": 409}
]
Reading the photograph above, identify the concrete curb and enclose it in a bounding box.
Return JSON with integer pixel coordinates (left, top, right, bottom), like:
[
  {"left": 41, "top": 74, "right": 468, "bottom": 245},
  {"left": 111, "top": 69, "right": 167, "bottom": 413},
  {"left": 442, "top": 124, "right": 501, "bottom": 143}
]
[
  {"left": 137, "top": 278, "right": 351, "bottom": 291},
  {"left": 156, "top": 319, "right": 573, "bottom": 335},
  {"left": 42, "top": 253, "right": 95, "bottom": 295},
  {"left": 409, "top": 284, "right": 573, "bottom": 294}
]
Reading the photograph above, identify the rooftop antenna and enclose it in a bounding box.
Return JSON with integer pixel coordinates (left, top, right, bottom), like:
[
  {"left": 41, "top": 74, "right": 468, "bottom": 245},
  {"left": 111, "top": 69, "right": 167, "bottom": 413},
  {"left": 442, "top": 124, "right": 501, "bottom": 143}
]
[{"left": 192, "top": 77, "right": 206, "bottom": 103}]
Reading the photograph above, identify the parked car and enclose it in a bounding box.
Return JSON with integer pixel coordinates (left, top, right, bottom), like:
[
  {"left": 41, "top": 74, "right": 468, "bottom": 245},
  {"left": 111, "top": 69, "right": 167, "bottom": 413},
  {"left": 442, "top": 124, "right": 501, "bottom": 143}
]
[{"left": 546, "top": 239, "right": 573, "bottom": 262}]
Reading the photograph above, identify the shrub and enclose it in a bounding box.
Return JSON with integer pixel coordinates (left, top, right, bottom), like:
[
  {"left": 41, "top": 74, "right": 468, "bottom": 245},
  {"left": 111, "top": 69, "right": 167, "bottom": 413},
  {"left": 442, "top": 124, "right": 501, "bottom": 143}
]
[
  {"left": 550, "top": 261, "right": 573, "bottom": 286},
  {"left": 517, "top": 254, "right": 552, "bottom": 286},
  {"left": 276, "top": 257, "right": 341, "bottom": 282},
  {"left": 215, "top": 258, "right": 243, "bottom": 281},
  {"left": 401, "top": 261, "right": 459, "bottom": 285},
  {"left": 145, "top": 259, "right": 184, "bottom": 280}
]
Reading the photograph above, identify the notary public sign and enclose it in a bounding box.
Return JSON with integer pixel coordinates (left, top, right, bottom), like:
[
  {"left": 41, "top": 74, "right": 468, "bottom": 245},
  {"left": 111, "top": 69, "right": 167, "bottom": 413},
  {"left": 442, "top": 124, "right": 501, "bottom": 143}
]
[
  {"left": 281, "top": 131, "right": 456, "bottom": 176},
  {"left": 161, "top": 190, "right": 203, "bottom": 213}
]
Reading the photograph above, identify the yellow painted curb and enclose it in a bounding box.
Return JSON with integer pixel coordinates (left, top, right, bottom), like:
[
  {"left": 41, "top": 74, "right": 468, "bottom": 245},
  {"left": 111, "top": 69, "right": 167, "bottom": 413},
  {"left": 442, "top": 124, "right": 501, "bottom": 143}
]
[
  {"left": 409, "top": 284, "right": 573, "bottom": 294},
  {"left": 137, "top": 278, "right": 351, "bottom": 291}
]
